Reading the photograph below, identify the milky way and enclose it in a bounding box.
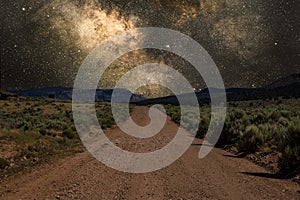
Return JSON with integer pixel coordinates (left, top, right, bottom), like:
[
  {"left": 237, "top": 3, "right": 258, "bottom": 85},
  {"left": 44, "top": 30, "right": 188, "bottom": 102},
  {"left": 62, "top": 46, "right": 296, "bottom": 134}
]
[{"left": 1, "top": 0, "right": 299, "bottom": 96}]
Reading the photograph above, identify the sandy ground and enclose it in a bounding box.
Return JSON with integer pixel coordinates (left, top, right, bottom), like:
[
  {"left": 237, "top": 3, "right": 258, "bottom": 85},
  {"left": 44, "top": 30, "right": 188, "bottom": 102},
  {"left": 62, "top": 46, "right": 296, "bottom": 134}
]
[{"left": 0, "top": 106, "right": 299, "bottom": 200}]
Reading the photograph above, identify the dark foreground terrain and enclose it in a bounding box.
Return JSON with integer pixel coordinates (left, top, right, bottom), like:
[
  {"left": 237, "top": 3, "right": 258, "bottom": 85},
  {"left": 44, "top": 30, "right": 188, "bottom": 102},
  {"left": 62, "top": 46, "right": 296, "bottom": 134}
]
[{"left": 0, "top": 106, "right": 299, "bottom": 199}]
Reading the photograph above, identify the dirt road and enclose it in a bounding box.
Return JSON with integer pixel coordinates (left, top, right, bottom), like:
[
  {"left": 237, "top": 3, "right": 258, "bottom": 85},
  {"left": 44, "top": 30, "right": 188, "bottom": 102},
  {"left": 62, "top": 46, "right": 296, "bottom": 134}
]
[{"left": 0, "top": 107, "right": 299, "bottom": 199}]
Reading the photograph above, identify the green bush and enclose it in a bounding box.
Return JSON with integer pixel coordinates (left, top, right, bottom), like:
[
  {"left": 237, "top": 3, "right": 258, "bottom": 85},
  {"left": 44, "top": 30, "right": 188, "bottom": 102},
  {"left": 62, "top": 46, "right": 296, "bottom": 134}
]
[
  {"left": 100, "top": 117, "right": 115, "bottom": 129},
  {"left": 46, "top": 120, "right": 67, "bottom": 130},
  {"left": 237, "top": 125, "right": 264, "bottom": 153},
  {"left": 62, "top": 128, "right": 77, "bottom": 139},
  {"left": 197, "top": 114, "right": 210, "bottom": 138},
  {"left": 278, "top": 121, "right": 300, "bottom": 172},
  {"left": 218, "top": 115, "right": 240, "bottom": 146},
  {"left": 0, "top": 158, "right": 9, "bottom": 169},
  {"left": 39, "top": 129, "right": 47, "bottom": 136},
  {"left": 165, "top": 101, "right": 300, "bottom": 175},
  {"left": 278, "top": 117, "right": 290, "bottom": 127},
  {"left": 181, "top": 111, "right": 199, "bottom": 132}
]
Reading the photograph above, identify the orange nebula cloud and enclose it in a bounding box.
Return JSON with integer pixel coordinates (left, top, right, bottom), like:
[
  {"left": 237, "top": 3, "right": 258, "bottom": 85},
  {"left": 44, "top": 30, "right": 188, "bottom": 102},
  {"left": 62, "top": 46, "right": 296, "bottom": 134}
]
[{"left": 42, "top": 0, "right": 137, "bottom": 52}]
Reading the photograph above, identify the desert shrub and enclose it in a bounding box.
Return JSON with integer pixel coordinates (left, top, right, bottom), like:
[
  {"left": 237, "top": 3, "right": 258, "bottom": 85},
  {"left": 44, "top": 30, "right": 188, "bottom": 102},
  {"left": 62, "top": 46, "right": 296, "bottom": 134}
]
[
  {"left": 69, "top": 125, "right": 76, "bottom": 132},
  {"left": 232, "top": 108, "right": 246, "bottom": 119},
  {"left": 170, "top": 111, "right": 181, "bottom": 124},
  {"left": 234, "top": 110, "right": 250, "bottom": 127},
  {"left": 46, "top": 120, "right": 67, "bottom": 130},
  {"left": 58, "top": 137, "right": 67, "bottom": 144},
  {"left": 54, "top": 104, "right": 64, "bottom": 111},
  {"left": 218, "top": 116, "right": 240, "bottom": 146},
  {"left": 27, "top": 141, "right": 50, "bottom": 153},
  {"left": 279, "top": 110, "right": 290, "bottom": 118},
  {"left": 237, "top": 125, "right": 264, "bottom": 153},
  {"left": 47, "top": 131, "right": 57, "bottom": 137},
  {"left": 65, "top": 110, "right": 73, "bottom": 119},
  {"left": 249, "top": 110, "right": 266, "bottom": 124},
  {"left": 95, "top": 104, "right": 117, "bottom": 129},
  {"left": 22, "top": 107, "right": 35, "bottom": 115},
  {"left": 278, "top": 120, "right": 300, "bottom": 172},
  {"left": 23, "top": 120, "right": 33, "bottom": 131},
  {"left": 269, "top": 110, "right": 281, "bottom": 122},
  {"left": 62, "top": 128, "right": 77, "bottom": 139},
  {"left": 181, "top": 110, "right": 199, "bottom": 131},
  {"left": 197, "top": 114, "right": 210, "bottom": 138},
  {"left": 44, "top": 99, "right": 55, "bottom": 104},
  {"left": 100, "top": 117, "right": 115, "bottom": 129},
  {"left": 21, "top": 141, "right": 47, "bottom": 159},
  {"left": 278, "top": 117, "right": 290, "bottom": 127},
  {"left": 230, "top": 102, "right": 238, "bottom": 107},
  {"left": 165, "top": 105, "right": 181, "bottom": 124},
  {"left": 33, "top": 103, "right": 40, "bottom": 107},
  {"left": 0, "top": 158, "right": 9, "bottom": 169},
  {"left": 39, "top": 129, "right": 47, "bottom": 136}
]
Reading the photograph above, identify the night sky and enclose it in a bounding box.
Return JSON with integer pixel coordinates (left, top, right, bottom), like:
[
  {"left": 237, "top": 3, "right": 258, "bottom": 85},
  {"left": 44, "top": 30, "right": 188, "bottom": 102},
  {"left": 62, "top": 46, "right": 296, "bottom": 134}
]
[{"left": 1, "top": 0, "right": 299, "bottom": 95}]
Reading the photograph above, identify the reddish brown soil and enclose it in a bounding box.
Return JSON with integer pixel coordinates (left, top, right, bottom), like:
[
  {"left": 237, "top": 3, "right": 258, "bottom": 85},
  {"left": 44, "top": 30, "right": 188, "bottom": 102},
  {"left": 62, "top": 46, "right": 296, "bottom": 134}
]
[{"left": 0, "top": 106, "right": 299, "bottom": 200}]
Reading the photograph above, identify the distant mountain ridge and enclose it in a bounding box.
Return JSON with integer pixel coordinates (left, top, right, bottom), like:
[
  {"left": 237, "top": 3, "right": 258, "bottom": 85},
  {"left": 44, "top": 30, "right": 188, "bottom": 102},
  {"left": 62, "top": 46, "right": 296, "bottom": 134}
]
[
  {"left": 8, "top": 73, "right": 300, "bottom": 104},
  {"left": 0, "top": 90, "right": 17, "bottom": 100},
  {"left": 11, "top": 87, "right": 146, "bottom": 103},
  {"left": 138, "top": 73, "right": 300, "bottom": 105},
  {"left": 266, "top": 73, "right": 300, "bottom": 89}
]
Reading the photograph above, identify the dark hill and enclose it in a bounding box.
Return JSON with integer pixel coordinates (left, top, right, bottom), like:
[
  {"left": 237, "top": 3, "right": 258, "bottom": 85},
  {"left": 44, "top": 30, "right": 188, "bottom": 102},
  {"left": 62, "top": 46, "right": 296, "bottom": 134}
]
[
  {"left": 138, "top": 73, "right": 300, "bottom": 105},
  {"left": 11, "top": 87, "right": 146, "bottom": 103},
  {"left": 266, "top": 73, "right": 300, "bottom": 89}
]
